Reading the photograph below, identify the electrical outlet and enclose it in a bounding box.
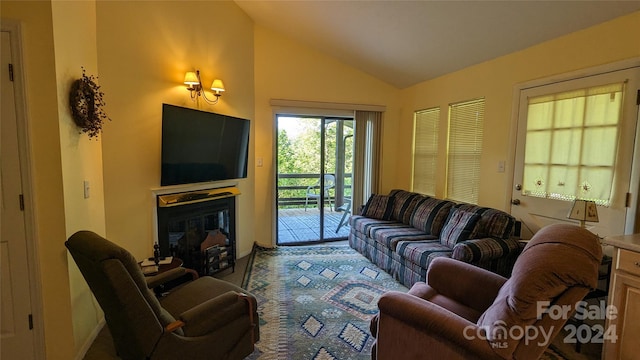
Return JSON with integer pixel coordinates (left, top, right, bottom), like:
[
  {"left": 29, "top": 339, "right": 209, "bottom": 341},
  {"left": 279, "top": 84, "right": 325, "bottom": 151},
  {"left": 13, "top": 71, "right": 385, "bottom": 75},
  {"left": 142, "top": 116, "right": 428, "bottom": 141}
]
[{"left": 257, "top": 157, "right": 263, "bottom": 167}]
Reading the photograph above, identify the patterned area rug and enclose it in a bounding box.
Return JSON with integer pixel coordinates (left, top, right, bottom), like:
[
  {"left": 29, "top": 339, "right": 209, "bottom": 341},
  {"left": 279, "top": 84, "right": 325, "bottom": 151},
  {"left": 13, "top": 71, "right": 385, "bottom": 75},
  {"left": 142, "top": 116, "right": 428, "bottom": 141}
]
[
  {"left": 242, "top": 244, "right": 569, "bottom": 360},
  {"left": 242, "top": 245, "right": 407, "bottom": 359}
]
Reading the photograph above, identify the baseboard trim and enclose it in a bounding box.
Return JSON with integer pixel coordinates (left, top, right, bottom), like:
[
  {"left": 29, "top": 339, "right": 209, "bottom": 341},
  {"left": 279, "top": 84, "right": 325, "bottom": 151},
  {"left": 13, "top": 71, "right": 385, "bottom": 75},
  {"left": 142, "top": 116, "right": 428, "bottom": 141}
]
[{"left": 75, "top": 319, "right": 106, "bottom": 360}]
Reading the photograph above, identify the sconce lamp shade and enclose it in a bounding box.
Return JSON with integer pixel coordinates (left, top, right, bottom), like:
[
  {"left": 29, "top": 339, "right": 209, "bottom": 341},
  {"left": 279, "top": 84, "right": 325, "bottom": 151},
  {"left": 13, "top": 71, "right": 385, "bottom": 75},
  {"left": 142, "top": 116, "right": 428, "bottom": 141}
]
[
  {"left": 210, "top": 79, "right": 225, "bottom": 93},
  {"left": 567, "top": 199, "right": 599, "bottom": 228},
  {"left": 183, "top": 69, "right": 224, "bottom": 105},
  {"left": 184, "top": 72, "right": 199, "bottom": 86}
]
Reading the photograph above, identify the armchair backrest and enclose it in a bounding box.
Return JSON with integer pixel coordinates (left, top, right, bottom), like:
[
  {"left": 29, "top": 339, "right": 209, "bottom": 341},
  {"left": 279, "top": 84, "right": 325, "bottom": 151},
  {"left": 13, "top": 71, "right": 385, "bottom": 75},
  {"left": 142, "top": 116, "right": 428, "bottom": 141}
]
[
  {"left": 477, "top": 224, "right": 602, "bottom": 359},
  {"left": 65, "top": 231, "right": 178, "bottom": 359}
]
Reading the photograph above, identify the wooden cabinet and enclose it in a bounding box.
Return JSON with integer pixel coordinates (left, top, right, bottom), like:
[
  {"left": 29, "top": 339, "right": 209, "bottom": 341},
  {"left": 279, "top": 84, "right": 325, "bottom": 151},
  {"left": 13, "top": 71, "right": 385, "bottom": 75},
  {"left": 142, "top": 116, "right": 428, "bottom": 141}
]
[{"left": 603, "top": 234, "right": 640, "bottom": 360}]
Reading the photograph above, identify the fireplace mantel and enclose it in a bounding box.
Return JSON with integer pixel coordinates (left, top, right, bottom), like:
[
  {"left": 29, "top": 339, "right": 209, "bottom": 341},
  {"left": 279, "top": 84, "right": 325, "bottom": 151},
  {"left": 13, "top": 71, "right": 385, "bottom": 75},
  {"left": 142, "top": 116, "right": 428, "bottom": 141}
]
[
  {"left": 157, "top": 186, "right": 240, "bottom": 207},
  {"left": 151, "top": 180, "right": 239, "bottom": 197},
  {"left": 151, "top": 182, "right": 239, "bottom": 242}
]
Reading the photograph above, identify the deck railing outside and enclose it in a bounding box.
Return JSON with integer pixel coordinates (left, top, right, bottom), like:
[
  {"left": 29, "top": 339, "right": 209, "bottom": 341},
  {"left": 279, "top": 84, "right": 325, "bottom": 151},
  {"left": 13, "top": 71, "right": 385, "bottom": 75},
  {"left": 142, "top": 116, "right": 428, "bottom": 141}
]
[{"left": 277, "top": 173, "right": 352, "bottom": 209}]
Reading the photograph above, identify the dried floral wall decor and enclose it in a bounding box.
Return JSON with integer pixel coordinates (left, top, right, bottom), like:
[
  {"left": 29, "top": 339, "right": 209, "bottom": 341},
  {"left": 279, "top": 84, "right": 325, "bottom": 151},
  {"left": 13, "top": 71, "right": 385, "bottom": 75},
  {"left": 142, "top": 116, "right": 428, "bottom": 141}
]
[{"left": 69, "top": 67, "right": 111, "bottom": 139}]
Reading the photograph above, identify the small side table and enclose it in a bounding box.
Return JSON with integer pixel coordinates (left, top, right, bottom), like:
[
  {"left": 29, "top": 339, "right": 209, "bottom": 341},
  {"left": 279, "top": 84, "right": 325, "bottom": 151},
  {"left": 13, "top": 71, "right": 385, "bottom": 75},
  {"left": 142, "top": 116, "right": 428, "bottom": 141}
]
[
  {"left": 140, "top": 257, "right": 175, "bottom": 275},
  {"left": 140, "top": 257, "right": 198, "bottom": 295},
  {"left": 586, "top": 254, "right": 613, "bottom": 299},
  {"left": 572, "top": 254, "right": 612, "bottom": 353},
  {"left": 156, "top": 257, "right": 183, "bottom": 273}
]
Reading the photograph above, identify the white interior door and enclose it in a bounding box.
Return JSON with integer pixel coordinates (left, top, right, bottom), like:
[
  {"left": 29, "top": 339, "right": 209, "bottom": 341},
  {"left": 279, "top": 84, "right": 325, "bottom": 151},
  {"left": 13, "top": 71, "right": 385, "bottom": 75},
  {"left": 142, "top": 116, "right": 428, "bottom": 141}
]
[
  {"left": 511, "top": 67, "right": 640, "bottom": 239},
  {"left": 1, "top": 30, "right": 36, "bottom": 360}
]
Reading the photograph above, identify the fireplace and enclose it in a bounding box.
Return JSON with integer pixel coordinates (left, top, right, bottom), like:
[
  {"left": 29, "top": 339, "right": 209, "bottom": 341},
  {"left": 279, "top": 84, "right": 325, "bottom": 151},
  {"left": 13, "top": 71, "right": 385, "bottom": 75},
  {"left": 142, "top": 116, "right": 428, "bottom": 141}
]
[{"left": 156, "top": 187, "right": 239, "bottom": 275}]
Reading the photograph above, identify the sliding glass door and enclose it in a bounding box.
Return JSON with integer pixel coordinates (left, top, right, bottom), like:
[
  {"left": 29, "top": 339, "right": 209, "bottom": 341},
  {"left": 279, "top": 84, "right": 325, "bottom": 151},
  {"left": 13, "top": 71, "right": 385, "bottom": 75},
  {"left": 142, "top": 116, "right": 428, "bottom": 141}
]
[{"left": 276, "top": 115, "right": 354, "bottom": 245}]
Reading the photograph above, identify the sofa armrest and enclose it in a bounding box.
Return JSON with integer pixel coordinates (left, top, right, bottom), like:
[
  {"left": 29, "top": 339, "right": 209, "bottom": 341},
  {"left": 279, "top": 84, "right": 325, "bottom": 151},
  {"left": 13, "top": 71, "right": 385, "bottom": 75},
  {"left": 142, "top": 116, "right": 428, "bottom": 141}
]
[
  {"left": 375, "top": 291, "right": 499, "bottom": 360},
  {"left": 422, "top": 257, "right": 506, "bottom": 313},
  {"left": 178, "top": 291, "right": 256, "bottom": 337},
  {"left": 452, "top": 237, "right": 521, "bottom": 263}
]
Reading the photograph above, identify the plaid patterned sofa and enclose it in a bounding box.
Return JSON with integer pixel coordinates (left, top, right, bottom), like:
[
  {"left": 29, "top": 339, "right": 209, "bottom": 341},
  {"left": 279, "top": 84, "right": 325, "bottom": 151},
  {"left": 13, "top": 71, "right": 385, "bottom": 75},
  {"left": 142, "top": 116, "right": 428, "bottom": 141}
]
[{"left": 348, "top": 189, "right": 522, "bottom": 288}]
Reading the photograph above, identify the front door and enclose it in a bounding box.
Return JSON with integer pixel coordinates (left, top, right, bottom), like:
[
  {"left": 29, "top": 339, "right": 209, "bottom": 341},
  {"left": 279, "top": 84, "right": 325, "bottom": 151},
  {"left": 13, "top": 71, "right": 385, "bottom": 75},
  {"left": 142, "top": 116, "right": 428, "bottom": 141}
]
[
  {"left": 1, "top": 29, "right": 36, "bottom": 360},
  {"left": 511, "top": 67, "right": 640, "bottom": 239}
]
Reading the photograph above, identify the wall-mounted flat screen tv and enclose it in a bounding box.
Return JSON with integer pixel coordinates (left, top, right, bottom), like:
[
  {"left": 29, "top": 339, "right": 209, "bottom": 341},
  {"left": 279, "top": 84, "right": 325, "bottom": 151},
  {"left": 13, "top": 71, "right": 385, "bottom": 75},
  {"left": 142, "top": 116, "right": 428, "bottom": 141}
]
[{"left": 161, "top": 104, "right": 250, "bottom": 186}]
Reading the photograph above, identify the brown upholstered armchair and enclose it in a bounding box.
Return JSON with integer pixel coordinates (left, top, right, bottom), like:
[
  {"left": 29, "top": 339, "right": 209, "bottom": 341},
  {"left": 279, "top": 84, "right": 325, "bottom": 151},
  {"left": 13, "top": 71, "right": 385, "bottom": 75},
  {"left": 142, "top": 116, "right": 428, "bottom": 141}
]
[
  {"left": 66, "top": 230, "right": 259, "bottom": 360},
  {"left": 371, "top": 223, "right": 602, "bottom": 360}
]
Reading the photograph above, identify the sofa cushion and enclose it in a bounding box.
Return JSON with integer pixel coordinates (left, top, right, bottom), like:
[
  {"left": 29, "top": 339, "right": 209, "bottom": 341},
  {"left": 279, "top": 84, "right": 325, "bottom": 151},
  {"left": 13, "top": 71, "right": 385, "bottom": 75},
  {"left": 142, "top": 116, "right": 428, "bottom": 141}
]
[
  {"left": 362, "top": 194, "right": 395, "bottom": 220},
  {"left": 388, "top": 189, "right": 427, "bottom": 224},
  {"left": 395, "top": 240, "right": 452, "bottom": 268},
  {"left": 439, "top": 207, "right": 481, "bottom": 248},
  {"left": 453, "top": 204, "right": 515, "bottom": 240},
  {"left": 409, "top": 197, "right": 454, "bottom": 236},
  {"left": 349, "top": 215, "right": 398, "bottom": 237},
  {"left": 371, "top": 226, "right": 437, "bottom": 252}
]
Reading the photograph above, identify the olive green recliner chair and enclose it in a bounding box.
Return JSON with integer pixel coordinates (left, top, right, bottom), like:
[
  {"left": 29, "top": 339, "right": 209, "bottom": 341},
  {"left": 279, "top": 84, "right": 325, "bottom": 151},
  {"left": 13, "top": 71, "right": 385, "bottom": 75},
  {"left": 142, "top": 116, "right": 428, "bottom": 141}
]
[{"left": 66, "top": 230, "right": 259, "bottom": 360}]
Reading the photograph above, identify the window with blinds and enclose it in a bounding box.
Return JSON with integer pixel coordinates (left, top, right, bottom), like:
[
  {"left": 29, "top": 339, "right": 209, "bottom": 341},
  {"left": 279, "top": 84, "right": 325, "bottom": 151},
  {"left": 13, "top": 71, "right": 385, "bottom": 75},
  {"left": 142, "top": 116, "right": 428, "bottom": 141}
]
[
  {"left": 522, "top": 82, "right": 624, "bottom": 206},
  {"left": 412, "top": 108, "right": 440, "bottom": 195},
  {"left": 446, "top": 98, "right": 485, "bottom": 204}
]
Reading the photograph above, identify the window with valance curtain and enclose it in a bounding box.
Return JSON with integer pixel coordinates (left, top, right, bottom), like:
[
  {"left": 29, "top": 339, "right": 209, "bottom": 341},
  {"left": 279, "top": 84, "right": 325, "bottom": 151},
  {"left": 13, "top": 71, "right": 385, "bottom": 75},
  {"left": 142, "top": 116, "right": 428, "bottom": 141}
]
[{"left": 522, "top": 82, "right": 624, "bottom": 206}]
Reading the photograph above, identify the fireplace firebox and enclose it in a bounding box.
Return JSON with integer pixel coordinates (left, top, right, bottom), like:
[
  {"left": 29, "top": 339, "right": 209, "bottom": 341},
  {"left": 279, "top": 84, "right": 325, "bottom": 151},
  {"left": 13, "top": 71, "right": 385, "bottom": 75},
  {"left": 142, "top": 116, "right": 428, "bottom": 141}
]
[{"left": 156, "top": 187, "right": 239, "bottom": 275}]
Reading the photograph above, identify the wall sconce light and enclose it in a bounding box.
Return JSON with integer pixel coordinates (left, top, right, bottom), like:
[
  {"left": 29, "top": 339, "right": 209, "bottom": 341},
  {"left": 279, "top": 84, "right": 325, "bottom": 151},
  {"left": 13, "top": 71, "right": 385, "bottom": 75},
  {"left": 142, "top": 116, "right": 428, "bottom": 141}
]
[
  {"left": 567, "top": 199, "right": 599, "bottom": 228},
  {"left": 184, "top": 70, "right": 225, "bottom": 105}
]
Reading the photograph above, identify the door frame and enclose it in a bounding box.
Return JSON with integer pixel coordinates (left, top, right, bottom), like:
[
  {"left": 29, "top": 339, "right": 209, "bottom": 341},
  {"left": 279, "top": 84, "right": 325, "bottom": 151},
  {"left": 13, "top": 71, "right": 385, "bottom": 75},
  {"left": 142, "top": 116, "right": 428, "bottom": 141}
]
[
  {"left": 269, "top": 101, "right": 386, "bottom": 247},
  {"left": 273, "top": 114, "right": 352, "bottom": 245},
  {"left": 506, "top": 58, "right": 640, "bottom": 235},
  {"left": 1, "top": 19, "right": 45, "bottom": 360}
]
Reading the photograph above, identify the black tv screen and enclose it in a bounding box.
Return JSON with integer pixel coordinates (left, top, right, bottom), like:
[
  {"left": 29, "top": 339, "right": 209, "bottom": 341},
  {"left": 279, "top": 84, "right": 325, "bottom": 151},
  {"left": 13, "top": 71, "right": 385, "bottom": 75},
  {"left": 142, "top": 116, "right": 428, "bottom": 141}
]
[{"left": 161, "top": 104, "right": 250, "bottom": 186}]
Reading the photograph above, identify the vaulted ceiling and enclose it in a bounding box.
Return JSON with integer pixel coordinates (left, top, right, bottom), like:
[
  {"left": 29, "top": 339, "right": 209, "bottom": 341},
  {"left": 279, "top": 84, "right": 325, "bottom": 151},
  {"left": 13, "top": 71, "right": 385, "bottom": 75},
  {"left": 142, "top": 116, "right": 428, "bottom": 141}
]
[{"left": 235, "top": 0, "right": 640, "bottom": 88}]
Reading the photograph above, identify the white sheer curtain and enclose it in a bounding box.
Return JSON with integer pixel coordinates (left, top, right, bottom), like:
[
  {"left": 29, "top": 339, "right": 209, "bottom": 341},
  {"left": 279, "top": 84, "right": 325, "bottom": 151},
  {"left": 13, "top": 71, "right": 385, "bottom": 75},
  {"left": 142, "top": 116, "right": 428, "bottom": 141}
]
[
  {"left": 353, "top": 111, "right": 382, "bottom": 213},
  {"left": 523, "top": 83, "right": 624, "bottom": 206}
]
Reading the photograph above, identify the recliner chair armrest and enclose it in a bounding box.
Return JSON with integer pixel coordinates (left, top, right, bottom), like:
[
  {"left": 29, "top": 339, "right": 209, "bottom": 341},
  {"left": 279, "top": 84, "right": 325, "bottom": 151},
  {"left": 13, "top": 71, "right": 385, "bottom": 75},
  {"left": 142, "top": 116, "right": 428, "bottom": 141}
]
[
  {"left": 376, "top": 291, "right": 498, "bottom": 359},
  {"left": 451, "top": 237, "right": 521, "bottom": 263},
  {"left": 178, "top": 291, "right": 256, "bottom": 337},
  {"left": 421, "top": 257, "right": 506, "bottom": 313},
  {"left": 145, "top": 267, "right": 187, "bottom": 289}
]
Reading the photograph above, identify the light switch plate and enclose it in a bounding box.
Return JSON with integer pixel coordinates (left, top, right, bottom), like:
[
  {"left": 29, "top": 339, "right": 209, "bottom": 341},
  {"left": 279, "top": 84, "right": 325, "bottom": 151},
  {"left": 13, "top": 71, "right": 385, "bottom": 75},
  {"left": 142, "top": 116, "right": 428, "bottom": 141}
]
[{"left": 497, "top": 161, "right": 506, "bottom": 173}]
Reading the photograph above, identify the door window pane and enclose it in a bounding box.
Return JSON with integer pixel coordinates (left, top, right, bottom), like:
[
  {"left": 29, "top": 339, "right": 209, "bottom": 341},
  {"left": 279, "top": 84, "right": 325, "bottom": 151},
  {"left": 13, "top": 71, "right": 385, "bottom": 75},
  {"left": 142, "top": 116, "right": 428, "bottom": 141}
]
[{"left": 522, "top": 83, "right": 623, "bottom": 205}]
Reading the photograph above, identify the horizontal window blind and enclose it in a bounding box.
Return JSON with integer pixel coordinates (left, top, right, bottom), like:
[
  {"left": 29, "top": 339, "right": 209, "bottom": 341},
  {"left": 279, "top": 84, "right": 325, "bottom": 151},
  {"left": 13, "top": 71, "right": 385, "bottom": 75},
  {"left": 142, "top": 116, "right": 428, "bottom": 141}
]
[
  {"left": 447, "top": 99, "right": 485, "bottom": 204},
  {"left": 412, "top": 108, "right": 440, "bottom": 196}
]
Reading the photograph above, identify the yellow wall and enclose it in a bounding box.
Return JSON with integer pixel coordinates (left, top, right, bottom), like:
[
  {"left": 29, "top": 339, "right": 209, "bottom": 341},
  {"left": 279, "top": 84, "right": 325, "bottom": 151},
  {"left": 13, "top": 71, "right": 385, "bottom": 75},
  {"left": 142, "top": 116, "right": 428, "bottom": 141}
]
[
  {"left": 96, "top": 1, "right": 255, "bottom": 259},
  {"left": 399, "top": 11, "right": 640, "bottom": 212},
  {"left": 1, "top": 1, "right": 74, "bottom": 359},
  {"left": 51, "top": 0, "right": 107, "bottom": 355},
  {"left": 253, "top": 25, "right": 401, "bottom": 246}
]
